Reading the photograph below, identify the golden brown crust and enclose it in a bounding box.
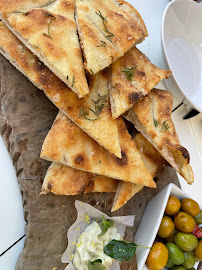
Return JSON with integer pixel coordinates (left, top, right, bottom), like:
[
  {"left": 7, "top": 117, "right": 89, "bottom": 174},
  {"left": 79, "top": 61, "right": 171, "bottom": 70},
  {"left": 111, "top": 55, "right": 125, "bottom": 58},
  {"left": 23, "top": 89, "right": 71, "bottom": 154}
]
[
  {"left": 1, "top": 0, "right": 89, "bottom": 98},
  {"left": 41, "top": 111, "right": 155, "bottom": 187},
  {"left": 110, "top": 47, "right": 172, "bottom": 118},
  {"left": 41, "top": 162, "right": 118, "bottom": 195},
  {"left": 0, "top": 23, "right": 121, "bottom": 157},
  {"left": 111, "top": 132, "right": 165, "bottom": 211},
  {"left": 0, "top": 0, "right": 55, "bottom": 14},
  {"left": 75, "top": 0, "right": 147, "bottom": 74},
  {"left": 125, "top": 89, "right": 194, "bottom": 184}
]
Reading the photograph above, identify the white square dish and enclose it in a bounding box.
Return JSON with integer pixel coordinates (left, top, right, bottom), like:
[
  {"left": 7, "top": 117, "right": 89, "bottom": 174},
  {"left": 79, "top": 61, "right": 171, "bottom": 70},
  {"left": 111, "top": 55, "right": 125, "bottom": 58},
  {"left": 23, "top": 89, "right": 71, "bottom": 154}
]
[{"left": 134, "top": 183, "right": 202, "bottom": 270}]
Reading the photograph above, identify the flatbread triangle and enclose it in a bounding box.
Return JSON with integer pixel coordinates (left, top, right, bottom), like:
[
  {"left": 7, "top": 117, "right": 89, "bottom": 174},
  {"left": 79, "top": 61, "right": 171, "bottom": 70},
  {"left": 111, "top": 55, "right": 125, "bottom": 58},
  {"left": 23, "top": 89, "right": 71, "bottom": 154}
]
[
  {"left": 41, "top": 111, "right": 156, "bottom": 187},
  {"left": 75, "top": 0, "right": 148, "bottom": 74},
  {"left": 0, "top": 0, "right": 89, "bottom": 98}
]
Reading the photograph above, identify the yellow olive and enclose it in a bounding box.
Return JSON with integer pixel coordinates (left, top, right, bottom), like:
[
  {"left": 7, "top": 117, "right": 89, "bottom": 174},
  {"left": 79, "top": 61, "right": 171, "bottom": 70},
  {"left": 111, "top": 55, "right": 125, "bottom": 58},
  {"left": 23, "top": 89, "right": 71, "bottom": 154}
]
[
  {"left": 166, "top": 230, "right": 178, "bottom": 243},
  {"left": 194, "top": 240, "right": 202, "bottom": 260},
  {"left": 158, "top": 216, "right": 175, "bottom": 238},
  {"left": 174, "top": 212, "right": 196, "bottom": 233},
  {"left": 165, "top": 196, "right": 181, "bottom": 216},
  {"left": 146, "top": 242, "right": 168, "bottom": 270},
  {"left": 181, "top": 198, "right": 200, "bottom": 217}
]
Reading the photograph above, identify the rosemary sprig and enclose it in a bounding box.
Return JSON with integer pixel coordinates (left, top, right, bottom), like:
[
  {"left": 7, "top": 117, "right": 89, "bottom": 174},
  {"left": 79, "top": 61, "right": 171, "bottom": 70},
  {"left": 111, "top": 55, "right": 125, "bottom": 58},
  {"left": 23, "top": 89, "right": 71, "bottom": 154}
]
[
  {"left": 161, "top": 120, "right": 170, "bottom": 131},
  {"left": 95, "top": 11, "right": 107, "bottom": 23},
  {"left": 79, "top": 94, "right": 108, "bottom": 121},
  {"left": 122, "top": 66, "right": 136, "bottom": 81},
  {"left": 153, "top": 117, "right": 159, "bottom": 127},
  {"left": 71, "top": 75, "right": 75, "bottom": 87},
  {"left": 95, "top": 10, "right": 114, "bottom": 43},
  {"left": 43, "top": 13, "right": 55, "bottom": 39},
  {"left": 79, "top": 106, "right": 101, "bottom": 121},
  {"left": 13, "top": 10, "right": 29, "bottom": 16},
  {"left": 97, "top": 40, "right": 107, "bottom": 47},
  {"left": 90, "top": 69, "right": 95, "bottom": 75}
]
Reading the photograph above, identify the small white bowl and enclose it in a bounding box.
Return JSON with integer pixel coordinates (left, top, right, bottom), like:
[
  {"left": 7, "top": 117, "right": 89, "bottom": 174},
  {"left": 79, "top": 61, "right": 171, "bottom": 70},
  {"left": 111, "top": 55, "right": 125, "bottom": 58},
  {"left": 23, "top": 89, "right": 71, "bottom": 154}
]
[
  {"left": 162, "top": 0, "right": 202, "bottom": 112},
  {"left": 134, "top": 183, "right": 202, "bottom": 270}
]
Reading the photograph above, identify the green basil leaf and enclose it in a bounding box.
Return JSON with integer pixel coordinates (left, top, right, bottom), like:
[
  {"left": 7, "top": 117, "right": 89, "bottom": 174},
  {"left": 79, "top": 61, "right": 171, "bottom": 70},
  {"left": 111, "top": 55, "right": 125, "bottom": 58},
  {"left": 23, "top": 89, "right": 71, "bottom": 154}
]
[
  {"left": 104, "top": 239, "right": 138, "bottom": 261},
  {"left": 88, "top": 259, "right": 105, "bottom": 270},
  {"left": 99, "top": 216, "right": 114, "bottom": 236}
]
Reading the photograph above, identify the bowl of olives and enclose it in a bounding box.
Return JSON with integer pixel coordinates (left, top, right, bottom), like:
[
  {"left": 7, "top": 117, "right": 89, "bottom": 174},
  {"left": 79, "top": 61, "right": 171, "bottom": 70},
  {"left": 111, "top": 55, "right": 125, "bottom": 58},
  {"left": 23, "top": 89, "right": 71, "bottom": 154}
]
[{"left": 134, "top": 183, "right": 202, "bottom": 270}]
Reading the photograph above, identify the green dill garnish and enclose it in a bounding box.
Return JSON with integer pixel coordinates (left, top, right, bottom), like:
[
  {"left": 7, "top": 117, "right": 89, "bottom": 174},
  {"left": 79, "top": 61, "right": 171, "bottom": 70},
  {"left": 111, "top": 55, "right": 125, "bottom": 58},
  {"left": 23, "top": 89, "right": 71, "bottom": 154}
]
[
  {"left": 97, "top": 40, "right": 107, "bottom": 47},
  {"left": 90, "top": 69, "right": 95, "bottom": 75},
  {"left": 71, "top": 75, "right": 75, "bottom": 87},
  {"left": 13, "top": 10, "right": 29, "bottom": 15},
  {"left": 43, "top": 13, "right": 55, "bottom": 39},
  {"left": 161, "top": 120, "right": 170, "bottom": 131},
  {"left": 122, "top": 66, "right": 136, "bottom": 81},
  {"left": 99, "top": 216, "right": 114, "bottom": 236},
  {"left": 153, "top": 117, "right": 160, "bottom": 127},
  {"left": 95, "top": 11, "right": 107, "bottom": 23},
  {"left": 79, "top": 94, "right": 108, "bottom": 121}
]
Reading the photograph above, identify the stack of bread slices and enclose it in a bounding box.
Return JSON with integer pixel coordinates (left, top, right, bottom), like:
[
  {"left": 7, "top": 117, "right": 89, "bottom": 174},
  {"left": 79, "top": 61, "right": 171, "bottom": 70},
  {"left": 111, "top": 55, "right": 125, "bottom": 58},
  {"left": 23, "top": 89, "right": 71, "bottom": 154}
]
[{"left": 0, "top": 0, "right": 194, "bottom": 211}]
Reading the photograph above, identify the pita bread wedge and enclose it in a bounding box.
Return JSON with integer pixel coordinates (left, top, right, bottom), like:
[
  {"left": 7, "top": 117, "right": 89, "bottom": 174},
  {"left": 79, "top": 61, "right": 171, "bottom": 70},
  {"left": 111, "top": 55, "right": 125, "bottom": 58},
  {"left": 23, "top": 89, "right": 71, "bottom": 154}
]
[
  {"left": 75, "top": 0, "right": 148, "bottom": 74},
  {"left": 112, "top": 132, "right": 165, "bottom": 211},
  {"left": 0, "top": 22, "right": 121, "bottom": 158},
  {"left": 0, "top": 0, "right": 89, "bottom": 98},
  {"left": 41, "top": 162, "right": 118, "bottom": 195},
  {"left": 41, "top": 111, "right": 155, "bottom": 187},
  {"left": 124, "top": 89, "right": 194, "bottom": 184},
  {"left": 110, "top": 47, "right": 171, "bottom": 118}
]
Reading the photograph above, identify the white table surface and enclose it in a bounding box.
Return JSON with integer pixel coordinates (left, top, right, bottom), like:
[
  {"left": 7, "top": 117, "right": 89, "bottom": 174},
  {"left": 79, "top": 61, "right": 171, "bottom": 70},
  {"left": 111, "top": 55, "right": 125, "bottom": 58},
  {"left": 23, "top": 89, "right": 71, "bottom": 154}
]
[{"left": 0, "top": 0, "right": 202, "bottom": 269}]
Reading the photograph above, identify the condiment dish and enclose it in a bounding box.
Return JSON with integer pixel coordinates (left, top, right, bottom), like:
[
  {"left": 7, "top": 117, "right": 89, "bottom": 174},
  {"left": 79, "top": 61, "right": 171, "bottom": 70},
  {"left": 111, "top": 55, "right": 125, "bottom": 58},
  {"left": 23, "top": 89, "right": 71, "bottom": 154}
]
[
  {"left": 162, "top": 0, "right": 202, "bottom": 112},
  {"left": 134, "top": 183, "right": 202, "bottom": 270}
]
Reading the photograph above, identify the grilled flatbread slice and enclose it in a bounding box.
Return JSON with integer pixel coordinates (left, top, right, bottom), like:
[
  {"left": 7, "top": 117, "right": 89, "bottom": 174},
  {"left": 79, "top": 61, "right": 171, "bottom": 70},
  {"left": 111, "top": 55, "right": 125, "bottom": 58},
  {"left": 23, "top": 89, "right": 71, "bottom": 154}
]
[
  {"left": 41, "top": 162, "right": 118, "bottom": 195},
  {"left": 0, "top": 22, "right": 121, "bottom": 158},
  {"left": 75, "top": 0, "right": 148, "bottom": 74},
  {"left": 125, "top": 89, "right": 194, "bottom": 184},
  {"left": 41, "top": 111, "right": 155, "bottom": 187},
  {"left": 0, "top": 0, "right": 89, "bottom": 98},
  {"left": 110, "top": 47, "right": 171, "bottom": 118},
  {"left": 112, "top": 132, "right": 165, "bottom": 211}
]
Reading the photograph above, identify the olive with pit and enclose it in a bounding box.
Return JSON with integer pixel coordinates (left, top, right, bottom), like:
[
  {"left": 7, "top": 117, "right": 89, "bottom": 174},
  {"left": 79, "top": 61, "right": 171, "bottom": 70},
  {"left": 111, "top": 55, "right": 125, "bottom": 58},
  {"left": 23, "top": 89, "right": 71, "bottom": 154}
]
[
  {"left": 194, "top": 240, "right": 202, "bottom": 260},
  {"left": 166, "top": 242, "right": 185, "bottom": 265},
  {"left": 174, "top": 212, "right": 196, "bottom": 233},
  {"left": 146, "top": 242, "right": 168, "bottom": 270},
  {"left": 194, "top": 210, "right": 202, "bottom": 225},
  {"left": 158, "top": 216, "right": 175, "bottom": 238},
  {"left": 165, "top": 196, "right": 181, "bottom": 216},
  {"left": 182, "top": 251, "right": 195, "bottom": 269},
  {"left": 181, "top": 198, "right": 200, "bottom": 218},
  {"left": 174, "top": 232, "right": 198, "bottom": 251}
]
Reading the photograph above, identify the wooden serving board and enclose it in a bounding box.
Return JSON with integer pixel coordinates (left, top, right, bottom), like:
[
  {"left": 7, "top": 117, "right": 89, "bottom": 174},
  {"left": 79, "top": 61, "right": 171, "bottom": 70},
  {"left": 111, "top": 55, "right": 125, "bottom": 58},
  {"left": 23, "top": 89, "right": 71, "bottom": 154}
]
[{"left": 0, "top": 54, "right": 180, "bottom": 270}]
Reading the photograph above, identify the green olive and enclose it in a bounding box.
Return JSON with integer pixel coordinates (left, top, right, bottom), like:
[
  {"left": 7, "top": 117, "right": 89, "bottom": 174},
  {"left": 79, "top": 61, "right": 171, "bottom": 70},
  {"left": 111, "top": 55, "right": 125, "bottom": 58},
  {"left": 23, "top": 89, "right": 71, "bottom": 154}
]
[
  {"left": 165, "top": 196, "right": 181, "bottom": 215},
  {"left": 174, "top": 232, "right": 198, "bottom": 251},
  {"left": 194, "top": 210, "right": 202, "bottom": 225},
  {"left": 158, "top": 216, "right": 175, "bottom": 238},
  {"left": 181, "top": 199, "right": 200, "bottom": 217},
  {"left": 166, "top": 242, "right": 185, "bottom": 265},
  {"left": 171, "top": 266, "right": 186, "bottom": 270},
  {"left": 194, "top": 240, "right": 202, "bottom": 260},
  {"left": 174, "top": 212, "right": 196, "bottom": 233},
  {"left": 165, "top": 258, "right": 175, "bottom": 269},
  {"left": 146, "top": 242, "right": 168, "bottom": 270},
  {"left": 182, "top": 251, "right": 195, "bottom": 269}
]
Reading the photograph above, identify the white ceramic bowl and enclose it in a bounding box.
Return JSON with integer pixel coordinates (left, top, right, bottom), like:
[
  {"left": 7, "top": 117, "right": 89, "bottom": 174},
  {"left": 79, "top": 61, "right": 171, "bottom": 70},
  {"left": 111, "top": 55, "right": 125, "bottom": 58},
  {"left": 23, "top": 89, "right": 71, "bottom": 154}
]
[
  {"left": 162, "top": 0, "right": 202, "bottom": 112},
  {"left": 134, "top": 183, "right": 202, "bottom": 270}
]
